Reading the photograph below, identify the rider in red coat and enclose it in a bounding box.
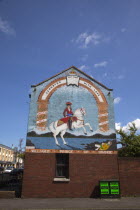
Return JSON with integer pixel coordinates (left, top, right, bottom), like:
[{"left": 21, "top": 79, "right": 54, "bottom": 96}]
[{"left": 63, "top": 102, "right": 73, "bottom": 130}]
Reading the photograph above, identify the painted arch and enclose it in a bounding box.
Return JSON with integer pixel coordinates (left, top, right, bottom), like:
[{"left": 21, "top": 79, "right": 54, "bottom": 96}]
[{"left": 36, "top": 77, "right": 109, "bottom": 132}]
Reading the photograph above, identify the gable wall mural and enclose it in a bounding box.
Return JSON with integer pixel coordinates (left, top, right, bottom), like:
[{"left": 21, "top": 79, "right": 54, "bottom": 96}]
[{"left": 26, "top": 67, "right": 117, "bottom": 154}]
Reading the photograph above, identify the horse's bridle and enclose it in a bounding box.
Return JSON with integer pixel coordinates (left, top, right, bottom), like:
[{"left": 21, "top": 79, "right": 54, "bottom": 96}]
[{"left": 80, "top": 108, "right": 85, "bottom": 116}]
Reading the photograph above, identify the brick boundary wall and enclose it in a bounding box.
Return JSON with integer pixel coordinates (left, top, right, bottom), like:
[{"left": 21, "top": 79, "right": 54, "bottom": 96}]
[
  {"left": 22, "top": 154, "right": 140, "bottom": 198},
  {"left": 118, "top": 157, "right": 140, "bottom": 196},
  {"left": 22, "top": 153, "right": 119, "bottom": 198}
]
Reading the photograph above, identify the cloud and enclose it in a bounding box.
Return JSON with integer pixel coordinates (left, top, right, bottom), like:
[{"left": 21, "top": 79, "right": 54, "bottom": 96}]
[
  {"left": 80, "top": 54, "right": 88, "bottom": 62},
  {"left": 109, "top": 74, "right": 125, "bottom": 80},
  {"left": 123, "top": 119, "right": 140, "bottom": 132},
  {"left": 0, "top": 17, "right": 16, "bottom": 36},
  {"left": 103, "top": 72, "right": 108, "bottom": 77},
  {"left": 114, "top": 97, "right": 121, "bottom": 104},
  {"left": 115, "top": 122, "right": 121, "bottom": 131},
  {"left": 73, "top": 32, "right": 105, "bottom": 48},
  {"left": 118, "top": 75, "right": 124, "bottom": 80},
  {"left": 116, "top": 119, "right": 140, "bottom": 132},
  {"left": 94, "top": 61, "right": 108, "bottom": 68},
  {"left": 79, "top": 65, "right": 89, "bottom": 70},
  {"left": 121, "top": 28, "right": 126, "bottom": 33}
]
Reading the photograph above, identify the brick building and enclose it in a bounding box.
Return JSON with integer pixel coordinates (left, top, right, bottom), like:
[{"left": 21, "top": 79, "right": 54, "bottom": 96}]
[{"left": 22, "top": 66, "right": 140, "bottom": 197}]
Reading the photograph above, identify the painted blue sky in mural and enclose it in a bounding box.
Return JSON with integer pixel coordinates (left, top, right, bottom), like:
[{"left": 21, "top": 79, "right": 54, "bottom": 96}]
[{"left": 0, "top": 0, "right": 140, "bottom": 147}]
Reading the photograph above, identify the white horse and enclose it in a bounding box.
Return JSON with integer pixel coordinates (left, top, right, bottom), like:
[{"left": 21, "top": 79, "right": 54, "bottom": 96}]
[{"left": 49, "top": 108, "right": 93, "bottom": 145}]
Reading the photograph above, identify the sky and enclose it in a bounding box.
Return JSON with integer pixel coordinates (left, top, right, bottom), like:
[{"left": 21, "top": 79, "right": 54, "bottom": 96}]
[{"left": 0, "top": 0, "right": 140, "bottom": 148}]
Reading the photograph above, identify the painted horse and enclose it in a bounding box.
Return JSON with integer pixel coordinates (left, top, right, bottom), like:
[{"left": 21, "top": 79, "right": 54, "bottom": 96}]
[{"left": 49, "top": 108, "right": 93, "bottom": 145}]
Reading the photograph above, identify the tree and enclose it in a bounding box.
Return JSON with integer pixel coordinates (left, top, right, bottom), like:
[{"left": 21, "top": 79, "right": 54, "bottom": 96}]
[
  {"left": 117, "top": 123, "right": 140, "bottom": 157},
  {"left": 18, "top": 138, "right": 25, "bottom": 160},
  {"left": 18, "top": 152, "right": 25, "bottom": 160},
  {"left": 18, "top": 138, "right": 24, "bottom": 153}
]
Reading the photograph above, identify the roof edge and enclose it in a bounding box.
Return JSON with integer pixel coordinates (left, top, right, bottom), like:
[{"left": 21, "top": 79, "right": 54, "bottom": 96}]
[
  {"left": 0, "top": 144, "right": 14, "bottom": 150},
  {"left": 31, "top": 66, "right": 113, "bottom": 91}
]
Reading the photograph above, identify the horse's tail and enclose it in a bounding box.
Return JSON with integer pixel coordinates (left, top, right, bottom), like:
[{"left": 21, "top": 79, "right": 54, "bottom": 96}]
[{"left": 49, "top": 122, "right": 56, "bottom": 133}]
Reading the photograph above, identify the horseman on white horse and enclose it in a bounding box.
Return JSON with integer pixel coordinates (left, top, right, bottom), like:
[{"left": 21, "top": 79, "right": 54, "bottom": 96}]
[
  {"left": 63, "top": 102, "right": 74, "bottom": 131},
  {"left": 49, "top": 102, "right": 93, "bottom": 146}
]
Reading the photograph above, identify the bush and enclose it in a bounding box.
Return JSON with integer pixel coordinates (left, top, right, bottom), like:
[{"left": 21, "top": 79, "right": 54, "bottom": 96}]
[{"left": 117, "top": 123, "right": 140, "bottom": 157}]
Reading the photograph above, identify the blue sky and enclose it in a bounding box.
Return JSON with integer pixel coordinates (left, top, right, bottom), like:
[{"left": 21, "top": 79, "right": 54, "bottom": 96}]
[{"left": 0, "top": 0, "right": 140, "bottom": 148}]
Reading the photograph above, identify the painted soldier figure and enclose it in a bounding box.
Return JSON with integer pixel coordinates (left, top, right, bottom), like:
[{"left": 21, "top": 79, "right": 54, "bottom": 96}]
[{"left": 63, "top": 102, "right": 73, "bottom": 130}]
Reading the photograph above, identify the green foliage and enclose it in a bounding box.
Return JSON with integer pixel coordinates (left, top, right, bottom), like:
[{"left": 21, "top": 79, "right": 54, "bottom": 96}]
[
  {"left": 18, "top": 152, "right": 25, "bottom": 160},
  {"left": 117, "top": 123, "right": 140, "bottom": 157}
]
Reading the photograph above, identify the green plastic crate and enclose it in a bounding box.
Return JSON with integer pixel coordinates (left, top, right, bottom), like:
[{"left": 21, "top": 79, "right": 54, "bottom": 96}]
[
  {"left": 110, "top": 189, "right": 120, "bottom": 194},
  {"left": 110, "top": 182, "right": 119, "bottom": 187},
  {"left": 100, "top": 180, "right": 120, "bottom": 198},
  {"left": 101, "top": 189, "right": 110, "bottom": 194},
  {"left": 100, "top": 182, "right": 109, "bottom": 187}
]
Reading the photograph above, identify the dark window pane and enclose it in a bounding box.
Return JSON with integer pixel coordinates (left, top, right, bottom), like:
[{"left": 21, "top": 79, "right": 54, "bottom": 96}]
[
  {"left": 56, "top": 154, "right": 69, "bottom": 164},
  {"left": 56, "top": 166, "right": 66, "bottom": 177},
  {"left": 56, "top": 154, "right": 69, "bottom": 178}
]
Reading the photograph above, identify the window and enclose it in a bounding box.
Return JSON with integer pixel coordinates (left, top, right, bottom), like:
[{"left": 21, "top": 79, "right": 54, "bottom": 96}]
[{"left": 55, "top": 153, "right": 69, "bottom": 178}]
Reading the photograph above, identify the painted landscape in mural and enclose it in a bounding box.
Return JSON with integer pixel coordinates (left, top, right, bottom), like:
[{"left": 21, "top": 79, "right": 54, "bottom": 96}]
[{"left": 26, "top": 66, "right": 116, "bottom": 151}]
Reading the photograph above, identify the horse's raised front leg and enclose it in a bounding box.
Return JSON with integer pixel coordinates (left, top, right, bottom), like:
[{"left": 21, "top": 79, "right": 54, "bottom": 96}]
[
  {"left": 74, "top": 123, "right": 87, "bottom": 135},
  {"left": 84, "top": 123, "right": 93, "bottom": 132},
  {"left": 60, "top": 130, "right": 67, "bottom": 145}
]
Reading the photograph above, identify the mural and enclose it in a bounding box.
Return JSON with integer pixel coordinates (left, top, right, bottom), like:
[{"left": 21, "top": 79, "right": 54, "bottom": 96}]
[{"left": 26, "top": 66, "right": 117, "bottom": 152}]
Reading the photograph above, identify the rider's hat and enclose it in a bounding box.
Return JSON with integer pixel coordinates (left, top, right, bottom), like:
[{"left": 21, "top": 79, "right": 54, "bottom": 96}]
[{"left": 66, "top": 102, "right": 72, "bottom": 105}]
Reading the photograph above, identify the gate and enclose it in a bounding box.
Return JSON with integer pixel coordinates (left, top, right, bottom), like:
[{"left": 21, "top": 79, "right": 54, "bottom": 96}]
[{"left": 0, "top": 170, "right": 23, "bottom": 198}]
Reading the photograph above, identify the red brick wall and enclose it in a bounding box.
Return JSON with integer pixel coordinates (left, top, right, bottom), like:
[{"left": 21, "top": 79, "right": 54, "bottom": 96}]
[
  {"left": 22, "top": 153, "right": 119, "bottom": 198},
  {"left": 118, "top": 157, "right": 140, "bottom": 196}
]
